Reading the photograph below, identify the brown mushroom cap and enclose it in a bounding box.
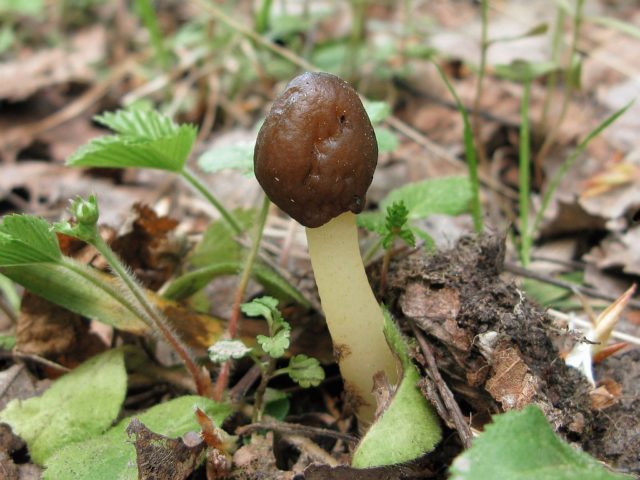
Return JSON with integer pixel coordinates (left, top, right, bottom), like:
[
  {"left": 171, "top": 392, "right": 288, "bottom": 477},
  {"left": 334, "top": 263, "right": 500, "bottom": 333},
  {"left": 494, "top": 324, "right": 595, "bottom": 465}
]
[{"left": 254, "top": 72, "right": 378, "bottom": 228}]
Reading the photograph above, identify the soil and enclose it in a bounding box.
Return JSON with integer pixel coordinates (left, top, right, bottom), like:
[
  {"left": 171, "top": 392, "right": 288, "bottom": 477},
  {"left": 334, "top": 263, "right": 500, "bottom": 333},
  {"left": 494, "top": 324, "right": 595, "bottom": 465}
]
[{"left": 371, "top": 234, "right": 638, "bottom": 476}]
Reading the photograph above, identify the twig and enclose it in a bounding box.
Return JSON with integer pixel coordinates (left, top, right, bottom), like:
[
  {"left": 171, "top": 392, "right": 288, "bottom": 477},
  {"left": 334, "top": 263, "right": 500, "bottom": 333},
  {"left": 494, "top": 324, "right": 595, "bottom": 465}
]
[
  {"left": 504, "top": 261, "right": 640, "bottom": 310},
  {"left": 236, "top": 420, "right": 358, "bottom": 444},
  {"left": 409, "top": 322, "right": 473, "bottom": 449},
  {"left": 11, "top": 350, "right": 71, "bottom": 373},
  {"left": 547, "top": 308, "right": 640, "bottom": 347},
  {"left": 0, "top": 56, "right": 139, "bottom": 154}
]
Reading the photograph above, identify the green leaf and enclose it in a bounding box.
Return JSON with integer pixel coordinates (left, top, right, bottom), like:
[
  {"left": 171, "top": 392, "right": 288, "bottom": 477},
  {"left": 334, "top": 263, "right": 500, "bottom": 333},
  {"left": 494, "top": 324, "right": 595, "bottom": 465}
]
[
  {"left": 257, "top": 328, "right": 290, "bottom": 359},
  {"left": 286, "top": 355, "right": 325, "bottom": 388},
  {"left": 67, "top": 109, "right": 197, "bottom": 173},
  {"left": 381, "top": 201, "right": 415, "bottom": 249},
  {"left": 1, "top": 259, "right": 149, "bottom": 335},
  {"left": 0, "top": 0, "right": 43, "bottom": 16},
  {"left": 263, "top": 389, "right": 290, "bottom": 420},
  {"left": 433, "top": 63, "right": 483, "bottom": 232},
  {"left": 197, "top": 143, "right": 255, "bottom": 176},
  {"left": 352, "top": 311, "right": 441, "bottom": 468},
  {"left": 588, "top": 15, "right": 640, "bottom": 40},
  {"left": 489, "top": 23, "right": 549, "bottom": 44},
  {"left": 208, "top": 339, "right": 252, "bottom": 363},
  {"left": 363, "top": 100, "right": 392, "bottom": 124},
  {"left": 0, "top": 215, "right": 62, "bottom": 265},
  {"left": 162, "top": 260, "right": 310, "bottom": 308},
  {"left": 567, "top": 53, "right": 582, "bottom": 90},
  {"left": 0, "top": 271, "right": 20, "bottom": 311},
  {"left": 375, "top": 126, "right": 399, "bottom": 153},
  {"left": 0, "top": 26, "right": 15, "bottom": 55},
  {"left": 43, "top": 396, "right": 232, "bottom": 480},
  {"left": 0, "top": 349, "right": 126, "bottom": 464},
  {"left": 0, "top": 334, "right": 16, "bottom": 350},
  {"left": 188, "top": 209, "right": 255, "bottom": 267},
  {"left": 168, "top": 213, "right": 310, "bottom": 308},
  {"left": 450, "top": 405, "right": 632, "bottom": 480},
  {"left": 494, "top": 60, "right": 559, "bottom": 82},
  {"left": 240, "top": 296, "right": 282, "bottom": 328},
  {"left": 357, "top": 176, "right": 473, "bottom": 234}
]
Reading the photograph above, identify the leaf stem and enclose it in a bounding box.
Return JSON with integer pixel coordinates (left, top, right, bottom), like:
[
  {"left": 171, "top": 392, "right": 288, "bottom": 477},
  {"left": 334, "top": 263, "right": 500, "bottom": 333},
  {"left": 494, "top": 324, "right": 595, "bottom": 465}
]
[
  {"left": 181, "top": 166, "right": 243, "bottom": 235},
  {"left": 91, "top": 234, "right": 212, "bottom": 397},
  {"left": 252, "top": 357, "right": 276, "bottom": 422},
  {"left": 519, "top": 80, "right": 532, "bottom": 267},
  {"left": 534, "top": 0, "right": 585, "bottom": 173},
  {"left": 213, "top": 195, "right": 271, "bottom": 400},
  {"left": 472, "top": 0, "right": 489, "bottom": 168}
]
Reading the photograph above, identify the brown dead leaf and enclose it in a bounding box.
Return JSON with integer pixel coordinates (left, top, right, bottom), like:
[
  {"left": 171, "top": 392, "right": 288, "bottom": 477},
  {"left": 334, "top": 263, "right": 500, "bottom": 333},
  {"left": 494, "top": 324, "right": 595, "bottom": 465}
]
[
  {"left": 590, "top": 378, "right": 622, "bottom": 411},
  {"left": 0, "top": 26, "right": 106, "bottom": 101},
  {"left": 0, "top": 364, "right": 45, "bottom": 410},
  {"left": 111, "top": 203, "right": 181, "bottom": 290},
  {"left": 400, "top": 282, "right": 471, "bottom": 356},
  {"left": 126, "top": 417, "right": 205, "bottom": 480},
  {"left": 15, "top": 292, "right": 106, "bottom": 368},
  {"left": 484, "top": 342, "right": 538, "bottom": 410},
  {"left": 585, "top": 226, "right": 640, "bottom": 276},
  {"left": 230, "top": 433, "right": 293, "bottom": 480}
]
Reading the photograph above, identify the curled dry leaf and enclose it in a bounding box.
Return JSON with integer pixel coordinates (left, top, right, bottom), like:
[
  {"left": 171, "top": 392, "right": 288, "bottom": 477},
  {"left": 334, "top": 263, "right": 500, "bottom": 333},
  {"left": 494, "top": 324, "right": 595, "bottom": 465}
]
[{"left": 126, "top": 418, "right": 205, "bottom": 480}]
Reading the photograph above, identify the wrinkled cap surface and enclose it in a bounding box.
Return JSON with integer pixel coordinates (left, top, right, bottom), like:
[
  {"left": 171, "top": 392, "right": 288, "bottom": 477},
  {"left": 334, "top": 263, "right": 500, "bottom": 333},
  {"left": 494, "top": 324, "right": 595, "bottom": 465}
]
[{"left": 254, "top": 72, "right": 378, "bottom": 228}]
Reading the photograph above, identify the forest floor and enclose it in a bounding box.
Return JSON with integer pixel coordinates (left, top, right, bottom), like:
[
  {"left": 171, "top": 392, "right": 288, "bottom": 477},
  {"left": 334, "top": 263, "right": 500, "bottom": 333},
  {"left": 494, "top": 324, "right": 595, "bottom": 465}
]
[{"left": 0, "top": 1, "right": 639, "bottom": 479}]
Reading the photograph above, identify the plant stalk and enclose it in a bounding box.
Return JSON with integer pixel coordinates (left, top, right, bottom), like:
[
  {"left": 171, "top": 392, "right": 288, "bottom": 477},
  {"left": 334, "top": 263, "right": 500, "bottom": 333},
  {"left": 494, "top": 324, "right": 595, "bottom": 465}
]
[
  {"left": 534, "top": 0, "right": 585, "bottom": 174},
  {"left": 213, "top": 195, "right": 271, "bottom": 400},
  {"left": 91, "top": 235, "right": 212, "bottom": 396},
  {"left": 181, "top": 166, "right": 243, "bottom": 235},
  {"left": 472, "top": 0, "right": 489, "bottom": 168},
  {"left": 519, "top": 80, "right": 532, "bottom": 267}
]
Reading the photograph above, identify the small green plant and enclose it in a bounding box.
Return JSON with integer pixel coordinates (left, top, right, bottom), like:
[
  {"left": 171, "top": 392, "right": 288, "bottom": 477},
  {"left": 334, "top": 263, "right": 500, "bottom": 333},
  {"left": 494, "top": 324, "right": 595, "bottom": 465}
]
[
  {"left": 55, "top": 195, "right": 213, "bottom": 396},
  {"left": 208, "top": 296, "right": 324, "bottom": 421},
  {"left": 378, "top": 201, "right": 416, "bottom": 295}
]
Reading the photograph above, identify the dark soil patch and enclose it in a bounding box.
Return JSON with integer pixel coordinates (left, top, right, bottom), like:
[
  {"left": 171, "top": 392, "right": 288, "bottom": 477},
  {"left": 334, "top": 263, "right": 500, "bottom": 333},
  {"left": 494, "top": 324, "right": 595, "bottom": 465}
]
[{"left": 373, "top": 234, "right": 635, "bottom": 475}]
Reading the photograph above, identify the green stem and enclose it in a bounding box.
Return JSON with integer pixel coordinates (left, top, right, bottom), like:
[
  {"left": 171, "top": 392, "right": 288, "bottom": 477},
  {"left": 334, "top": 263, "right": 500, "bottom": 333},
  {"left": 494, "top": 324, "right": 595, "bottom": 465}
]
[
  {"left": 255, "top": 0, "right": 273, "bottom": 34},
  {"left": 519, "top": 80, "right": 532, "bottom": 267},
  {"left": 252, "top": 356, "right": 276, "bottom": 422},
  {"left": 535, "top": 0, "right": 585, "bottom": 169},
  {"left": 181, "top": 166, "right": 243, "bottom": 235},
  {"left": 433, "top": 62, "right": 483, "bottom": 233},
  {"left": 0, "top": 273, "right": 20, "bottom": 313},
  {"left": 91, "top": 234, "right": 211, "bottom": 396},
  {"left": 472, "top": 0, "right": 489, "bottom": 167},
  {"left": 213, "top": 195, "right": 271, "bottom": 400},
  {"left": 539, "top": 8, "right": 566, "bottom": 128}
]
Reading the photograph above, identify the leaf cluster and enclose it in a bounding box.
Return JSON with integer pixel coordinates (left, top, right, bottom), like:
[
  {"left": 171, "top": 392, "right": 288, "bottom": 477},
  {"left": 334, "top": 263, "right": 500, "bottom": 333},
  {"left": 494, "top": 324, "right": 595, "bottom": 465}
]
[{"left": 208, "top": 296, "right": 324, "bottom": 388}]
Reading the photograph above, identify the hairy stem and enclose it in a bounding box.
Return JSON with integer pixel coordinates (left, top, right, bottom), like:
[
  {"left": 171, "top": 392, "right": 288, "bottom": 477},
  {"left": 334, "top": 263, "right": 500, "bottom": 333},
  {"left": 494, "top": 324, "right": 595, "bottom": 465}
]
[{"left": 91, "top": 235, "right": 212, "bottom": 396}]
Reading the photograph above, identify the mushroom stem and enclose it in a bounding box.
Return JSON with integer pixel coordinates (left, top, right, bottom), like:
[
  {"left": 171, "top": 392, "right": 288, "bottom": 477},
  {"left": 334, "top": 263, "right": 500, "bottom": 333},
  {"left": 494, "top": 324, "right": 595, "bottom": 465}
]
[{"left": 306, "top": 211, "right": 398, "bottom": 424}]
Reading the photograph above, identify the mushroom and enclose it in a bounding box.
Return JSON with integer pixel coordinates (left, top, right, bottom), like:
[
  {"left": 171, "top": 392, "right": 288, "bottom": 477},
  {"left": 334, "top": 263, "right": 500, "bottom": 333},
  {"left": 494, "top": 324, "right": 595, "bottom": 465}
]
[{"left": 254, "top": 72, "right": 398, "bottom": 424}]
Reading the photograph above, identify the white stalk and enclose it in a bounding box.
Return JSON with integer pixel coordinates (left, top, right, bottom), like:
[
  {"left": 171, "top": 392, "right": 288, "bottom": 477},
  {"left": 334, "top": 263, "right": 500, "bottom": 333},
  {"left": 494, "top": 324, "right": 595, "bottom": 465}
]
[{"left": 306, "top": 212, "right": 398, "bottom": 424}]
